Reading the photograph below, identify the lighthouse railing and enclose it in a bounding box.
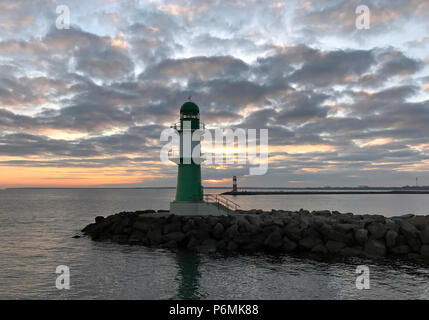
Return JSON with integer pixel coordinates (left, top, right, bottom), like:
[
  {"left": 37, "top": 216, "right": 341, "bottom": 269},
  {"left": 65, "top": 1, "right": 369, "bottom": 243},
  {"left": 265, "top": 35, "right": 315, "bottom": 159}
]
[{"left": 203, "top": 194, "right": 240, "bottom": 212}]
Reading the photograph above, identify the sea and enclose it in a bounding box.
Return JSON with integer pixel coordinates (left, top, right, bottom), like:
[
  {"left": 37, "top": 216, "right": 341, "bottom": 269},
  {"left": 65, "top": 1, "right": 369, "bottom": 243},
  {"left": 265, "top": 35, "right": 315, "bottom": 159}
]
[{"left": 1, "top": 188, "right": 429, "bottom": 299}]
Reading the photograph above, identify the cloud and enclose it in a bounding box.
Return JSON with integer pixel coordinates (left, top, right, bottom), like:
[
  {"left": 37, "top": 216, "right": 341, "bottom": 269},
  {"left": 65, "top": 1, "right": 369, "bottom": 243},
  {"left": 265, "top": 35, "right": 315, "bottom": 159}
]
[{"left": 0, "top": 0, "right": 428, "bottom": 187}]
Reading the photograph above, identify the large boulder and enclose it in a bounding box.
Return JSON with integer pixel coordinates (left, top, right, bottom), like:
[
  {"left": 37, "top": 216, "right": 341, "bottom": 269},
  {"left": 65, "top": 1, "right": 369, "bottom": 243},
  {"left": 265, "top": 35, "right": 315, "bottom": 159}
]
[
  {"left": 265, "top": 230, "right": 283, "bottom": 249},
  {"left": 354, "top": 229, "right": 368, "bottom": 245},
  {"left": 132, "top": 220, "right": 151, "bottom": 233},
  {"left": 407, "top": 237, "right": 422, "bottom": 253},
  {"left": 399, "top": 220, "right": 419, "bottom": 238},
  {"left": 385, "top": 230, "right": 398, "bottom": 248},
  {"left": 197, "top": 239, "right": 218, "bottom": 253},
  {"left": 364, "top": 239, "right": 386, "bottom": 257},
  {"left": 245, "top": 214, "right": 262, "bottom": 227},
  {"left": 313, "top": 210, "right": 331, "bottom": 216},
  {"left": 186, "top": 237, "right": 201, "bottom": 249},
  {"left": 390, "top": 245, "right": 410, "bottom": 255},
  {"left": 420, "top": 245, "right": 429, "bottom": 258},
  {"left": 311, "top": 244, "right": 328, "bottom": 254},
  {"left": 283, "top": 220, "right": 305, "bottom": 241},
  {"left": 147, "top": 229, "right": 163, "bottom": 245},
  {"left": 128, "top": 230, "right": 145, "bottom": 244},
  {"left": 334, "top": 223, "right": 356, "bottom": 233},
  {"left": 319, "top": 223, "right": 353, "bottom": 244},
  {"left": 367, "top": 222, "right": 387, "bottom": 240},
  {"left": 163, "top": 220, "right": 182, "bottom": 234},
  {"left": 164, "top": 231, "right": 185, "bottom": 243},
  {"left": 340, "top": 246, "right": 363, "bottom": 257},
  {"left": 326, "top": 241, "right": 346, "bottom": 254},
  {"left": 299, "top": 234, "right": 322, "bottom": 250},
  {"left": 419, "top": 228, "right": 429, "bottom": 245},
  {"left": 409, "top": 216, "right": 429, "bottom": 231},
  {"left": 225, "top": 223, "right": 239, "bottom": 239},
  {"left": 212, "top": 222, "right": 224, "bottom": 239},
  {"left": 282, "top": 236, "right": 297, "bottom": 252},
  {"left": 95, "top": 216, "right": 104, "bottom": 223}
]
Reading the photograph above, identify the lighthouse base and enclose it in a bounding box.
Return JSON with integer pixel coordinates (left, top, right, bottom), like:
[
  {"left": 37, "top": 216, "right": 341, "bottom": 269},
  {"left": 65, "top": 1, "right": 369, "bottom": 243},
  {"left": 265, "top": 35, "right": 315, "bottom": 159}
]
[{"left": 169, "top": 201, "right": 229, "bottom": 216}]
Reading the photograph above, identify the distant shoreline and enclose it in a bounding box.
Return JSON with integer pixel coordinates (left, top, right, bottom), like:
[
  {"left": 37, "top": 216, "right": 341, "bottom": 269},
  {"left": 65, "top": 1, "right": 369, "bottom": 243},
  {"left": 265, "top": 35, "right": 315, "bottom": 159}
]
[
  {"left": 4, "top": 186, "right": 429, "bottom": 191},
  {"left": 222, "top": 190, "right": 429, "bottom": 195}
]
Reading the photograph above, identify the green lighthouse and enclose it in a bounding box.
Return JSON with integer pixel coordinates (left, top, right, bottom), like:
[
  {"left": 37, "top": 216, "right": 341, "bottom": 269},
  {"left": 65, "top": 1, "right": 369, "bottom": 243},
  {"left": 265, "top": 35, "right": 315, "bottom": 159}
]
[
  {"left": 175, "top": 101, "right": 203, "bottom": 202},
  {"left": 169, "top": 100, "right": 231, "bottom": 216}
]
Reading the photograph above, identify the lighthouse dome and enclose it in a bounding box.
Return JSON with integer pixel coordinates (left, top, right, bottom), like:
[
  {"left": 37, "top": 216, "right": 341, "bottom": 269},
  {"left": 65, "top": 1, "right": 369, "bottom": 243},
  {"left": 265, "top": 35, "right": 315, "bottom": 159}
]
[{"left": 180, "top": 101, "right": 199, "bottom": 115}]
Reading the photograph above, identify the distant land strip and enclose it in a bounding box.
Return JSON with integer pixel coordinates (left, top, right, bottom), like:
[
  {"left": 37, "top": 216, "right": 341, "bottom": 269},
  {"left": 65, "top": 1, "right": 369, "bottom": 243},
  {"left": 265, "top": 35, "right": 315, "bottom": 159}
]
[{"left": 222, "top": 191, "right": 429, "bottom": 195}]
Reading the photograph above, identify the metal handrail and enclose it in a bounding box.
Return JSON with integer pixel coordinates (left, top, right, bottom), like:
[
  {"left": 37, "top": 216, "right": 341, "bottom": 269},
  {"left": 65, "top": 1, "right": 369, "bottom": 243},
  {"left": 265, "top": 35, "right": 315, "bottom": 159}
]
[{"left": 203, "top": 194, "right": 240, "bottom": 212}]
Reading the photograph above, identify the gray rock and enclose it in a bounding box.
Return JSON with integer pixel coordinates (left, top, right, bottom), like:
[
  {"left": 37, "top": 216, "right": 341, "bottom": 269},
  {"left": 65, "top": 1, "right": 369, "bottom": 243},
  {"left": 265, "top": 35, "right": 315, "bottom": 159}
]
[
  {"left": 407, "top": 236, "right": 421, "bottom": 253},
  {"left": 282, "top": 236, "right": 297, "bottom": 252},
  {"left": 132, "top": 221, "right": 151, "bottom": 233},
  {"left": 340, "top": 246, "right": 363, "bottom": 257},
  {"left": 419, "top": 228, "right": 429, "bottom": 245},
  {"left": 313, "top": 210, "right": 331, "bottom": 216},
  {"left": 367, "top": 222, "right": 387, "bottom": 240},
  {"left": 212, "top": 222, "right": 224, "bottom": 239},
  {"left": 165, "top": 231, "right": 185, "bottom": 243},
  {"left": 390, "top": 245, "right": 410, "bottom": 255},
  {"left": 409, "top": 216, "right": 429, "bottom": 230},
  {"left": 354, "top": 229, "right": 368, "bottom": 245},
  {"left": 128, "top": 230, "right": 145, "bottom": 244},
  {"left": 197, "top": 239, "right": 218, "bottom": 253},
  {"left": 161, "top": 240, "right": 178, "bottom": 249},
  {"left": 186, "top": 237, "right": 200, "bottom": 249},
  {"left": 299, "top": 235, "right": 322, "bottom": 250},
  {"left": 420, "top": 245, "right": 429, "bottom": 258},
  {"left": 326, "top": 241, "right": 346, "bottom": 254},
  {"left": 226, "top": 241, "right": 238, "bottom": 251},
  {"left": 311, "top": 244, "right": 328, "bottom": 254},
  {"left": 396, "top": 213, "right": 415, "bottom": 219},
  {"left": 265, "top": 231, "right": 283, "bottom": 248},
  {"left": 163, "top": 221, "right": 182, "bottom": 234},
  {"left": 399, "top": 220, "right": 419, "bottom": 238},
  {"left": 246, "top": 214, "right": 262, "bottom": 226},
  {"left": 283, "top": 220, "right": 305, "bottom": 241},
  {"left": 111, "top": 234, "right": 128, "bottom": 244},
  {"left": 237, "top": 215, "right": 251, "bottom": 232},
  {"left": 147, "top": 229, "right": 163, "bottom": 245},
  {"left": 385, "top": 230, "right": 398, "bottom": 248},
  {"left": 364, "top": 239, "right": 386, "bottom": 257},
  {"left": 225, "top": 223, "right": 239, "bottom": 239},
  {"left": 384, "top": 218, "right": 399, "bottom": 231},
  {"left": 95, "top": 216, "right": 104, "bottom": 223},
  {"left": 319, "top": 223, "right": 353, "bottom": 244},
  {"left": 334, "top": 223, "right": 356, "bottom": 233},
  {"left": 408, "top": 253, "right": 422, "bottom": 261}
]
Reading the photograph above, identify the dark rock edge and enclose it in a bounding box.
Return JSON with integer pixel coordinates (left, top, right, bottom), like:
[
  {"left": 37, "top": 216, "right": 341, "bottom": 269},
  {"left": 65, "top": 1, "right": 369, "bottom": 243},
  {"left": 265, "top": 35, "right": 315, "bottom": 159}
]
[{"left": 81, "top": 209, "right": 429, "bottom": 264}]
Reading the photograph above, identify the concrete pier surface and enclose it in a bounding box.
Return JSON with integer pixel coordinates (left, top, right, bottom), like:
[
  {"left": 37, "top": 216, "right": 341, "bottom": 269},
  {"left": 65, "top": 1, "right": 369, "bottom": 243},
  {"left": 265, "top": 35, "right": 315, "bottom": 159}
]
[{"left": 81, "top": 209, "right": 429, "bottom": 264}]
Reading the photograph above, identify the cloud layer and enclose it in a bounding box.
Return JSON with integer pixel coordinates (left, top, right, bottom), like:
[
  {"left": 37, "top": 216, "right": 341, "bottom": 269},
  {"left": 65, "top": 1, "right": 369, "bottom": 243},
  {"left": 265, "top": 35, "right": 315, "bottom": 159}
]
[{"left": 0, "top": 0, "right": 429, "bottom": 187}]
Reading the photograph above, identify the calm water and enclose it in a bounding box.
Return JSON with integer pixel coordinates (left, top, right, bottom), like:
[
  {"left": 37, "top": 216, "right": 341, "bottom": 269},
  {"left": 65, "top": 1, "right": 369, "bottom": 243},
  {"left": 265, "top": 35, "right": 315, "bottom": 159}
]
[{"left": 1, "top": 188, "right": 429, "bottom": 300}]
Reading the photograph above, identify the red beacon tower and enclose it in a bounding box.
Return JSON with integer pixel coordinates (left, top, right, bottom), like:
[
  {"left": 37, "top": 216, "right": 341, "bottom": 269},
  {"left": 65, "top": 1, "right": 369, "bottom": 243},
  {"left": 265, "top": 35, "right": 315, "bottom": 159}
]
[{"left": 233, "top": 176, "right": 237, "bottom": 192}]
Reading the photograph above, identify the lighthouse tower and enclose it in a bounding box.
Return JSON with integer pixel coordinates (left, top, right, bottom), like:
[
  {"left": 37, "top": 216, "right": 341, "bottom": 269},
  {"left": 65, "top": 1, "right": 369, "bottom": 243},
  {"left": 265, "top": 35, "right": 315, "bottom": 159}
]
[
  {"left": 169, "top": 100, "right": 228, "bottom": 216},
  {"left": 175, "top": 100, "right": 203, "bottom": 202}
]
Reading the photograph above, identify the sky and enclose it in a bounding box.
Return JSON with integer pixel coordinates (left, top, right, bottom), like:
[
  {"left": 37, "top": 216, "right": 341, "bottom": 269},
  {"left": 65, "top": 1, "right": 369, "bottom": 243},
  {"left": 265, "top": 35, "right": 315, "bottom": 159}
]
[{"left": 0, "top": 0, "right": 429, "bottom": 188}]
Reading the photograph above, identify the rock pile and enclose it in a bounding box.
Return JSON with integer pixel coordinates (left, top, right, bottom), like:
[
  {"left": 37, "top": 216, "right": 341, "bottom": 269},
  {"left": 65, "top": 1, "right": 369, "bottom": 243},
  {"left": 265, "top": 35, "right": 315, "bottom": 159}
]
[{"left": 81, "top": 209, "right": 429, "bottom": 263}]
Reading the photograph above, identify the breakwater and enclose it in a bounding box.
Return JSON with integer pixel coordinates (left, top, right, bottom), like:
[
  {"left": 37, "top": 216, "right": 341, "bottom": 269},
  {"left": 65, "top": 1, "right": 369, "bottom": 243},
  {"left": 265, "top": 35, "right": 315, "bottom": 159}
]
[
  {"left": 82, "top": 209, "right": 429, "bottom": 263},
  {"left": 222, "top": 191, "right": 429, "bottom": 195}
]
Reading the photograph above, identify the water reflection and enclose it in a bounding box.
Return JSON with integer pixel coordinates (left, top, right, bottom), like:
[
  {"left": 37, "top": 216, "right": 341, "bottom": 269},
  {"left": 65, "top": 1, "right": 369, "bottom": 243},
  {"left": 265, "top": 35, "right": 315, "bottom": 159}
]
[{"left": 174, "top": 251, "right": 202, "bottom": 299}]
